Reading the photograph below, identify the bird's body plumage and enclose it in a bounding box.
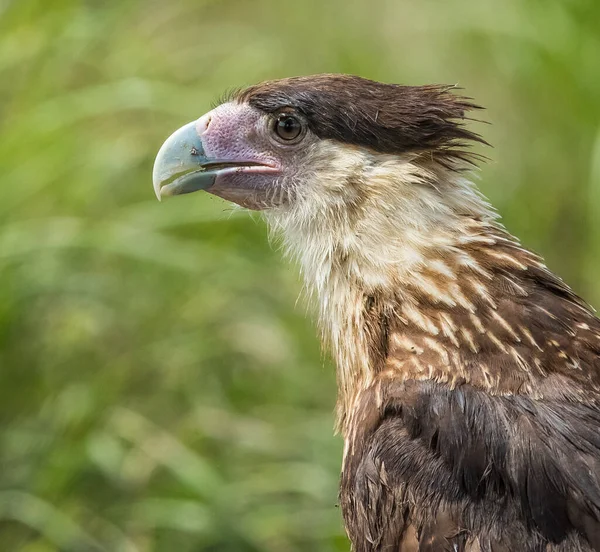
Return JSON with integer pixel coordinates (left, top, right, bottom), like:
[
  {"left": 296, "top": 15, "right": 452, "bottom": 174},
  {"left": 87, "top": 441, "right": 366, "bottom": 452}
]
[
  {"left": 267, "top": 145, "right": 600, "bottom": 551},
  {"left": 154, "top": 74, "right": 600, "bottom": 551}
]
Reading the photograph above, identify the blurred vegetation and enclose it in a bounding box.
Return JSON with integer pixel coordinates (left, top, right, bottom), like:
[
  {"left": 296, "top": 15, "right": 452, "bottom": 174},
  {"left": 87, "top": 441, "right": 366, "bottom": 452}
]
[{"left": 0, "top": 0, "right": 599, "bottom": 550}]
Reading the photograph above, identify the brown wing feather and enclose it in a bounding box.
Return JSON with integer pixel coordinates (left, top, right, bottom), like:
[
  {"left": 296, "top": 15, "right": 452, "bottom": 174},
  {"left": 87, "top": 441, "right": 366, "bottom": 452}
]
[
  {"left": 373, "top": 225, "right": 600, "bottom": 397},
  {"left": 342, "top": 229, "right": 600, "bottom": 551}
]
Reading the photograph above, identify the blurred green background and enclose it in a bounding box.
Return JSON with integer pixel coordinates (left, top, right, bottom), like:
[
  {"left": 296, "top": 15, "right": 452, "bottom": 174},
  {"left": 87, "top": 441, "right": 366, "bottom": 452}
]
[{"left": 1, "top": 0, "right": 599, "bottom": 550}]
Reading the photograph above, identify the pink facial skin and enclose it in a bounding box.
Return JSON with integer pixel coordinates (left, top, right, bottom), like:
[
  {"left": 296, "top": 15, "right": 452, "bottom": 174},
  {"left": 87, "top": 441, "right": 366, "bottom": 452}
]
[{"left": 197, "top": 103, "right": 283, "bottom": 210}]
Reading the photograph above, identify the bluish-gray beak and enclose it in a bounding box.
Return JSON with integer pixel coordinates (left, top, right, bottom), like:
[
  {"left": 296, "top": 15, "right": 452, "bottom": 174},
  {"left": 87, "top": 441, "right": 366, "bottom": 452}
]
[{"left": 153, "top": 121, "right": 220, "bottom": 201}]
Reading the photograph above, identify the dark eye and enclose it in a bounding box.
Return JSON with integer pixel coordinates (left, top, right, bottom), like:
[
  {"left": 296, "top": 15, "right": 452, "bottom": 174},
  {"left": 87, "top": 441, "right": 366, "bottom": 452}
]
[{"left": 274, "top": 115, "right": 303, "bottom": 141}]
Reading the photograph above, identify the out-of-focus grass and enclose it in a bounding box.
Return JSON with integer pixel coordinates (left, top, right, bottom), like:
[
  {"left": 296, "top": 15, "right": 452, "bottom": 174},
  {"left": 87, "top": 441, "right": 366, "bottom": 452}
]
[{"left": 0, "top": 0, "right": 599, "bottom": 550}]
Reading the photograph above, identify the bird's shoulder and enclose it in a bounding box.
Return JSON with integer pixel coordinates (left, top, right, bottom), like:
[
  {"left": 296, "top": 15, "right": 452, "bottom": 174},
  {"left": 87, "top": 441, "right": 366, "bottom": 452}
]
[{"left": 366, "top": 223, "right": 600, "bottom": 399}]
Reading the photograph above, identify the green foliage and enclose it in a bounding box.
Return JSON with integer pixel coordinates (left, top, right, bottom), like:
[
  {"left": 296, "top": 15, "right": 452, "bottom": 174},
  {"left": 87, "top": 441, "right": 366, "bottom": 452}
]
[{"left": 0, "top": 0, "right": 599, "bottom": 550}]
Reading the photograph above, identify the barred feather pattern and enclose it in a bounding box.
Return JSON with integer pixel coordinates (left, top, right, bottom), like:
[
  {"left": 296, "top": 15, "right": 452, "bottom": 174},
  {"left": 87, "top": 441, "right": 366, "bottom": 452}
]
[{"left": 265, "top": 143, "right": 600, "bottom": 551}]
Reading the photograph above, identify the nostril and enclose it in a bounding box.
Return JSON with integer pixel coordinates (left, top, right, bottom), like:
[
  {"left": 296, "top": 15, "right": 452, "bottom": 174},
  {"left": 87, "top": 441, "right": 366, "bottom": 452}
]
[
  {"left": 196, "top": 114, "right": 212, "bottom": 136},
  {"left": 196, "top": 114, "right": 212, "bottom": 135}
]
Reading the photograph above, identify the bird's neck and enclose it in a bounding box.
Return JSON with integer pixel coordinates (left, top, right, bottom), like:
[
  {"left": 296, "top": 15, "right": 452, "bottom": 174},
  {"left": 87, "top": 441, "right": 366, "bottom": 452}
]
[{"left": 266, "top": 156, "right": 506, "bottom": 435}]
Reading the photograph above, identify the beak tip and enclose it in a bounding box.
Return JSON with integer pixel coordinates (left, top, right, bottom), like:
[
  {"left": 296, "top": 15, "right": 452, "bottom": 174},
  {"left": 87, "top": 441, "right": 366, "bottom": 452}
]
[
  {"left": 152, "top": 120, "right": 206, "bottom": 203},
  {"left": 152, "top": 178, "right": 163, "bottom": 202}
]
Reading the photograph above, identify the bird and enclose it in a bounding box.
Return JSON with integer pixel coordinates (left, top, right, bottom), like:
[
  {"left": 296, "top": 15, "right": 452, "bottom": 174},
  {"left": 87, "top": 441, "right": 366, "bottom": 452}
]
[{"left": 152, "top": 74, "right": 600, "bottom": 551}]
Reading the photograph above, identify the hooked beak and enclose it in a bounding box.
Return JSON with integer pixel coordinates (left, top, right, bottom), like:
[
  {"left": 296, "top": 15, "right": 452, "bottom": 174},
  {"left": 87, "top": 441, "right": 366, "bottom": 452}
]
[
  {"left": 154, "top": 121, "right": 243, "bottom": 201},
  {"left": 153, "top": 121, "right": 212, "bottom": 200},
  {"left": 153, "top": 110, "right": 282, "bottom": 209},
  {"left": 153, "top": 120, "right": 271, "bottom": 201}
]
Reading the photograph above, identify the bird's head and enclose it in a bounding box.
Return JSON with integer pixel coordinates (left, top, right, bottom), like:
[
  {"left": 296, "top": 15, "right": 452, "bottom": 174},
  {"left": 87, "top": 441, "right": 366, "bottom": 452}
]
[{"left": 153, "top": 74, "right": 486, "bottom": 216}]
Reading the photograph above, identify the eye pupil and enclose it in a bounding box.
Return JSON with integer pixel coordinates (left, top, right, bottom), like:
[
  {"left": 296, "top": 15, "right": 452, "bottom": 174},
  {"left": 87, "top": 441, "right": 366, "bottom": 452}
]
[{"left": 275, "top": 115, "right": 302, "bottom": 141}]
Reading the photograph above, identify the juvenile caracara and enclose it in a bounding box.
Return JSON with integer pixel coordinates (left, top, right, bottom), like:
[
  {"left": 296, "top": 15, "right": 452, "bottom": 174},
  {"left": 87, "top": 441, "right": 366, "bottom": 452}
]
[{"left": 153, "top": 75, "right": 600, "bottom": 551}]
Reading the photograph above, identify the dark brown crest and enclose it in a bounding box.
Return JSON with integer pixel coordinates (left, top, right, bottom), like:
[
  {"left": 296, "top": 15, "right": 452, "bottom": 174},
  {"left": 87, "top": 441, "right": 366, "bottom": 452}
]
[{"left": 236, "top": 74, "right": 486, "bottom": 165}]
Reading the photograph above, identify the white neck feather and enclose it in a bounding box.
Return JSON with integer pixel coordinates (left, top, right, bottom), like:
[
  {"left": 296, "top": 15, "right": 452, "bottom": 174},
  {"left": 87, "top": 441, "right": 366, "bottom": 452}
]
[{"left": 264, "top": 142, "right": 497, "bottom": 432}]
